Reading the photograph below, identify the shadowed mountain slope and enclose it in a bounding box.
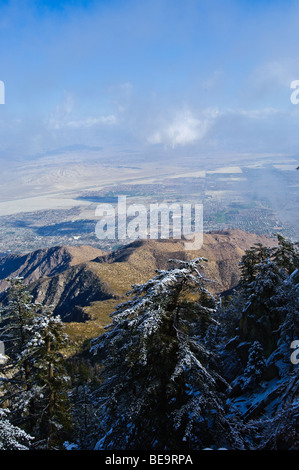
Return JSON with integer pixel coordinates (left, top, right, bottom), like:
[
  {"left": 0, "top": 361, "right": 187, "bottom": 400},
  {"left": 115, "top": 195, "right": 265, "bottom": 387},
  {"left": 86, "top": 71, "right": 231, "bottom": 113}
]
[{"left": 0, "top": 245, "right": 104, "bottom": 293}]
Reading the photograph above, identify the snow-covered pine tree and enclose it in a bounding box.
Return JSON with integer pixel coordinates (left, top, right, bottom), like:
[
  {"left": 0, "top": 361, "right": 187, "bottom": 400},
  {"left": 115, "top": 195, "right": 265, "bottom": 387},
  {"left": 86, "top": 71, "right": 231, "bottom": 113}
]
[
  {"left": 0, "top": 277, "right": 38, "bottom": 362},
  {"left": 230, "top": 341, "right": 266, "bottom": 393},
  {"left": 21, "top": 308, "right": 72, "bottom": 449},
  {"left": 0, "top": 408, "right": 33, "bottom": 450},
  {"left": 90, "top": 257, "right": 244, "bottom": 451},
  {"left": 239, "top": 258, "right": 289, "bottom": 355},
  {"left": 243, "top": 340, "right": 266, "bottom": 386},
  {"left": 0, "top": 278, "right": 40, "bottom": 429},
  {"left": 253, "top": 368, "right": 299, "bottom": 450},
  {"left": 0, "top": 278, "right": 72, "bottom": 449},
  {"left": 71, "top": 381, "right": 97, "bottom": 450},
  {"left": 221, "top": 237, "right": 299, "bottom": 362},
  {"left": 277, "top": 271, "right": 299, "bottom": 346},
  {"left": 240, "top": 267, "right": 299, "bottom": 450},
  {"left": 239, "top": 243, "right": 273, "bottom": 287},
  {"left": 200, "top": 236, "right": 299, "bottom": 449},
  {"left": 272, "top": 234, "right": 299, "bottom": 274}
]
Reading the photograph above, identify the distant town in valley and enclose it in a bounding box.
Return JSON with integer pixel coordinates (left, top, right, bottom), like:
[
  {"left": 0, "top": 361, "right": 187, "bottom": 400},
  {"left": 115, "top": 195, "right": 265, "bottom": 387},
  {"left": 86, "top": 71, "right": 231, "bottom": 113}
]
[{"left": 0, "top": 155, "right": 297, "bottom": 255}]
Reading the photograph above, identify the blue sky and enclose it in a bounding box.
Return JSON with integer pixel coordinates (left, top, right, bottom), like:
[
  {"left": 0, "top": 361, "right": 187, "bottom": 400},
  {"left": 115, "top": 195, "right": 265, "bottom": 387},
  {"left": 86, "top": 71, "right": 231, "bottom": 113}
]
[{"left": 1, "top": 0, "right": 299, "bottom": 162}]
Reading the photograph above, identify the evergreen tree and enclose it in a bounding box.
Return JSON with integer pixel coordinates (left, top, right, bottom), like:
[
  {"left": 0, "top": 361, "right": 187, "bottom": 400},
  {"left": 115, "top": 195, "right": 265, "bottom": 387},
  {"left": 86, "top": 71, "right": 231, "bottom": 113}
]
[
  {"left": 21, "top": 308, "right": 72, "bottom": 449},
  {"left": 239, "top": 243, "right": 273, "bottom": 286},
  {"left": 67, "top": 357, "right": 101, "bottom": 450},
  {"left": 71, "top": 381, "right": 97, "bottom": 450},
  {"left": 0, "top": 408, "right": 33, "bottom": 450},
  {"left": 230, "top": 341, "right": 266, "bottom": 393},
  {"left": 0, "top": 278, "right": 40, "bottom": 429},
  {"left": 277, "top": 274, "right": 299, "bottom": 345},
  {"left": 0, "top": 278, "right": 72, "bottom": 449},
  {"left": 218, "top": 237, "right": 299, "bottom": 396},
  {"left": 255, "top": 369, "right": 299, "bottom": 450},
  {"left": 0, "top": 277, "right": 37, "bottom": 359},
  {"left": 90, "top": 258, "right": 244, "bottom": 450},
  {"left": 239, "top": 259, "right": 291, "bottom": 355},
  {"left": 272, "top": 234, "right": 299, "bottom": 274}
]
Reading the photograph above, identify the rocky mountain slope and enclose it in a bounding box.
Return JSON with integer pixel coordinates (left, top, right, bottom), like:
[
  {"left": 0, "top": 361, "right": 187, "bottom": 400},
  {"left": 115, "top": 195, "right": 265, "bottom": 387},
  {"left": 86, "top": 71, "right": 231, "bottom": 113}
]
[
  {"left": 0, "top": 245, "right": 103, "bottom": 293},
  {"left": 0, "top": 230, "right": 278, "bottom": 345}
]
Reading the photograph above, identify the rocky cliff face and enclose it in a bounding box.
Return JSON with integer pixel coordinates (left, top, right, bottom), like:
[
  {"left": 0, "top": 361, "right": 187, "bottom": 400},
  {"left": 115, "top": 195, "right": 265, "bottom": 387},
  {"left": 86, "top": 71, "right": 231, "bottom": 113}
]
[{"left": 0, "top": 230, "right": 278, "bottom": 324}]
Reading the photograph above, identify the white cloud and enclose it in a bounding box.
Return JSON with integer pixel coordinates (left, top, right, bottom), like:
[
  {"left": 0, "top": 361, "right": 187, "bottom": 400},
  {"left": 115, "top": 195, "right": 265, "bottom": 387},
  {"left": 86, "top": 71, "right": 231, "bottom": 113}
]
[{"left": 147, "top": 108, "right": 218, "bottom": 148}]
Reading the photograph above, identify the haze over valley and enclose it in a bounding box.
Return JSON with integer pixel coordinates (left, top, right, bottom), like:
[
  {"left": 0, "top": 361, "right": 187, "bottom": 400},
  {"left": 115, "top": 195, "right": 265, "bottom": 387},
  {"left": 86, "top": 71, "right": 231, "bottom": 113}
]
[{"left": 0, "top": 147, "right": 297, "bottom": 255}]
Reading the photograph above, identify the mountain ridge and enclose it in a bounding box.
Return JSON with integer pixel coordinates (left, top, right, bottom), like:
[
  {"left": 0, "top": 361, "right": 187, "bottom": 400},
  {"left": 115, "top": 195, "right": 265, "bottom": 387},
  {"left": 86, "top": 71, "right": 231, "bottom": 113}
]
[
  {"left": 0, "top": 244, "right": 104, "bottom": 293},
  {"left": 0, "top": 229, "right": 279, "bottom": 346}
]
